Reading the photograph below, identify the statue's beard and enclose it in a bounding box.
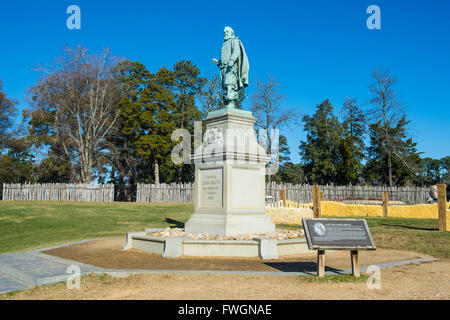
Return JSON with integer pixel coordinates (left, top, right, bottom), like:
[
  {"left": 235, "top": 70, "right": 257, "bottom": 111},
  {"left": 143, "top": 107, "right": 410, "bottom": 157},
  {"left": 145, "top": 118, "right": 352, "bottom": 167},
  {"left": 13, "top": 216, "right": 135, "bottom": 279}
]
[{"left": 224, "top": 35, "right": 233, "bottom": 41}]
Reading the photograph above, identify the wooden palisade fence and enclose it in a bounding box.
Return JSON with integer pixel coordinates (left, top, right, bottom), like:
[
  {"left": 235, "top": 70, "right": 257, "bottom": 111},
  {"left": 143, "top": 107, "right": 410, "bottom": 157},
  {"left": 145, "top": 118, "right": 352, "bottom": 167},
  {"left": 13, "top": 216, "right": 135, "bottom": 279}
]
[
  {"left": 2, "top": 183, "right": 114, "bottom": 202},
  {"left": 136, "top": 182, "right": 429, "bottom": 204},
  {"left": 2, "top": 182, "right": 430, "bottom": 204},
  {"left": 265, "top": 182, "right": 430, "bottom": 205},
  {"left": 136, "top": 183, "right": 194, "bottom": 203}
]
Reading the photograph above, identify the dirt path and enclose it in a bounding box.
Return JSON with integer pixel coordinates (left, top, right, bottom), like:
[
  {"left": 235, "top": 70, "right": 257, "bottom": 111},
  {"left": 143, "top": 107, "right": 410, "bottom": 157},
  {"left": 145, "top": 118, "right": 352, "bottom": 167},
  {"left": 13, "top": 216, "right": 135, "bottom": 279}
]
[{"left": 3, "top": 259, "right": 449, "bottom": 300}]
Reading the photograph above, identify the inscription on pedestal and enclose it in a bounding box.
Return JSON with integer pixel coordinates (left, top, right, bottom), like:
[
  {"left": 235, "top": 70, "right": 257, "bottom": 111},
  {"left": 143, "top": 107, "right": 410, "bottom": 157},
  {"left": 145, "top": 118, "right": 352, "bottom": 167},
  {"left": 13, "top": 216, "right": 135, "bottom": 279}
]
[{"left": 199, "top": 168, "right": 223, "bottom": 208}]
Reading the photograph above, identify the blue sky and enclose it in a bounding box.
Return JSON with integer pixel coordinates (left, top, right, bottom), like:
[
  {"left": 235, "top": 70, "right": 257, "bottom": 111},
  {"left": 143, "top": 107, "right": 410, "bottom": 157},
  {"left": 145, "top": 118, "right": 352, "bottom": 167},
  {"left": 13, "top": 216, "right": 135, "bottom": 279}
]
[{"left": 1, "top": 0, "right": 449, "bottom": 163}]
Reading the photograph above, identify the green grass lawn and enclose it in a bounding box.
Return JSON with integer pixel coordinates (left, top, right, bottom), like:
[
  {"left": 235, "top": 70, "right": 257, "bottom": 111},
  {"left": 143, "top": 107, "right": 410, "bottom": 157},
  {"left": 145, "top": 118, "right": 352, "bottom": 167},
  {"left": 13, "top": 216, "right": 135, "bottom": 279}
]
[
  {"left": 280, "top": 216, "right": 450, "bottom": 259},
  {"left": 361, "top": 216, "right": 449, "bottom": 259},
  {"left": 0, "top": 201, "right": 193, "bottom": 254},
  {"left": 0, "top": 201, "right": 449, "bottom": 258}
]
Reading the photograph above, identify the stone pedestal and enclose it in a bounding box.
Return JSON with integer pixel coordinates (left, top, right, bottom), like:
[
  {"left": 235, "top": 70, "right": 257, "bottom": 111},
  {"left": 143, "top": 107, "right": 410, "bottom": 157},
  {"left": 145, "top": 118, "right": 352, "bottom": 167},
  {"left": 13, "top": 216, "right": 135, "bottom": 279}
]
[{"left": 185, "top": 108, "right": 275, "bottom": 236}]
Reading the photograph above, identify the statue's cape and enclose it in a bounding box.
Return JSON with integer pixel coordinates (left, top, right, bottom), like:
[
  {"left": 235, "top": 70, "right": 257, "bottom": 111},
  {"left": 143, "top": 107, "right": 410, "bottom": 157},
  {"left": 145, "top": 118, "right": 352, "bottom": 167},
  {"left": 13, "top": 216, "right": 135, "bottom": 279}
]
[{"left": 236, "top": 38, "right": 249, "bottom": 89}]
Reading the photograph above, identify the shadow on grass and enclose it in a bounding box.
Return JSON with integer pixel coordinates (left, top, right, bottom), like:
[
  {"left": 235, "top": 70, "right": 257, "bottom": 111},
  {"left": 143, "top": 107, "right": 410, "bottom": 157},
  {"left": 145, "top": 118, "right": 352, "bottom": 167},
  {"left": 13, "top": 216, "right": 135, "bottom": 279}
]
[
  {"left": 379, "top": 224, "right": 438, "bottom": 231},
  {"left": 265, "top": 261, "right": 343, "bottom": 273},
  {"left": 165, "top": 218, "right": 185, "bottom": 229}
]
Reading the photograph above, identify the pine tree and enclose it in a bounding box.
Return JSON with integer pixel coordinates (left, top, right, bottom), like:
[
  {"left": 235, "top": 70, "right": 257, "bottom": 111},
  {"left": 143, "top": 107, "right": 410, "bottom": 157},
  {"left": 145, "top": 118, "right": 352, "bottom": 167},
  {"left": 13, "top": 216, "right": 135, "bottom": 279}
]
[
  {"left": 172, "top": 60, "right": 205, "bottom": 183},
  {"left": 0, "top": 80, "right": 17, "bottom": 152},
  {"left": 337, "top": 97, "right": 366, "bottom": 184},
  {"left": 415, "top": 157, "right": 441, "bottom": 186},
  {"left": 172, "top": 60, "right": 204, "bottom": 131},
  {"left": 1, "top": 81, "right": 35, "bottom": 188},
  {"left": 199, "top": 74, "right": 223, "bottom": 117},
  {"left": 364, "top": 116, "right": 421, "bottom": 186},
  {"left": 0, "top": 137, "right": 34, "bottom": 184},
  {"left": 274, "top": 135, "right": 306, "bottom": 184},
  {"left": 117, "top": 64, "right": 176, "bottom": 186},
  {"left": 110, "top": 60, "right": 153, "bottom": 199},
  {"left": 299, "top": 99, "right": 343, "bottom": 185},
  {"left": 134, "top": 68, "right": 176, "bottom": 185},
  {"left": 278, "top": 162, "right": 305, "bottom": 184},
  {"left": 272, "top": 135, "right": 293, "bottom": 183},
  {"left": 33, "top": 142, "right": 73, "bottom": 183},
  {"left": 440, "top": 156, "right": 450, "bottom": 184}
]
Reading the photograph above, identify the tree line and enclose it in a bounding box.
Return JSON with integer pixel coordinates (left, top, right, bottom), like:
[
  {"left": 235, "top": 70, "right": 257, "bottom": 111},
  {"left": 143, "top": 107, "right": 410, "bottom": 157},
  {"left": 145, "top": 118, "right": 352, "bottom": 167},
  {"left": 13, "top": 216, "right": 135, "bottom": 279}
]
[
  {"left": 0, "top": 46, "right": 448, "bottom": 200},
  {"left": 273, "top": 69, "right": 449, "bottom": 187}
]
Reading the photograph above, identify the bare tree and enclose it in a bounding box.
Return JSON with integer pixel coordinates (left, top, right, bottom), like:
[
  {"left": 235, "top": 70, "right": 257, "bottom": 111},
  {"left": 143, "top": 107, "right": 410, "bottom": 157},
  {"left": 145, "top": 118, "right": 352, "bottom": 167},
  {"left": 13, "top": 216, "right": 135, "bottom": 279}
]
[
  {"left": 367, "top": 68, "right": 415, "bottom": 186},
  {"left": 199, "top": 74, "right": 223, "bottom": 117},
  {"left": 29, "top": 46, "right": 122, "bottom": 183},
  {"left": 250, "top": 76, "right": 301, "bottom": 182}
]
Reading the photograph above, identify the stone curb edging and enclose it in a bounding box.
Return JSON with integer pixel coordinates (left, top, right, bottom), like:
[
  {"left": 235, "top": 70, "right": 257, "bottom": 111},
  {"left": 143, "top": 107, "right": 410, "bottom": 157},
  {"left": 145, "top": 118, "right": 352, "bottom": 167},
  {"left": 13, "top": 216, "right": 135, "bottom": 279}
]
[
  {"left": 128, "top": 233, "right": 309, "bottom": 259},
  {"left": 81, "top": 257, "right": 440, "bottom": 277}
]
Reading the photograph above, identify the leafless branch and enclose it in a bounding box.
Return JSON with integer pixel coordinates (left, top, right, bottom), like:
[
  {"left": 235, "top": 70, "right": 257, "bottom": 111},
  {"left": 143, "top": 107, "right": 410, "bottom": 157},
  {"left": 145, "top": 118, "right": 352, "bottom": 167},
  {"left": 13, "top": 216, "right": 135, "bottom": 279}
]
[{"left": 29, "top": 46, "right": 122, "bottom": 183}]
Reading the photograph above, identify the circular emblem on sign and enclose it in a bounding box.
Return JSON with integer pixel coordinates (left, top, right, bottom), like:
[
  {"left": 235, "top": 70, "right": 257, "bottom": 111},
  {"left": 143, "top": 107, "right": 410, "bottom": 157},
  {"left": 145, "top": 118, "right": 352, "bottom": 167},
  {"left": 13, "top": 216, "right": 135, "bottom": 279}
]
[{"left": 314, "top": 223, "right": 326, "bottom": 236}]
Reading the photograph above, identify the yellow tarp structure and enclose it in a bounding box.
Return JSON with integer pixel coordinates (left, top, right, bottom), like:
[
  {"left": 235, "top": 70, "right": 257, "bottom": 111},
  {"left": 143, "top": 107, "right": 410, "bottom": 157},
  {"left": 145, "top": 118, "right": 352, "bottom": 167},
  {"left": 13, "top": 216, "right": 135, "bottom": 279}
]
[
  {"left": 321, "top": 201, "right": 443, "bottom": 219},
  {"left": 266, "top": 200, "right": 450, "bottom": 225}
]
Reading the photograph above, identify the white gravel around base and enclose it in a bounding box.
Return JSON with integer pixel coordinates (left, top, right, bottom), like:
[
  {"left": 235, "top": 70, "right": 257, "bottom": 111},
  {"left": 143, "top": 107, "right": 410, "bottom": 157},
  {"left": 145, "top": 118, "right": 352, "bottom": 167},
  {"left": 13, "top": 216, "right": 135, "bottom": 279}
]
[{"left": 148, "top": 227, "right": 304, "bottom": 240}]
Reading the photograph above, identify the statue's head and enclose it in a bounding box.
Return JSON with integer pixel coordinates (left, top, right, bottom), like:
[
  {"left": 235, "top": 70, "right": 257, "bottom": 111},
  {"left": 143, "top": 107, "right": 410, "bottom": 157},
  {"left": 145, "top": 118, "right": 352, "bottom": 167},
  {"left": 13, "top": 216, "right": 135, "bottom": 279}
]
[{"left": 224, "top": 26, "right": 234, "bottom": 40}]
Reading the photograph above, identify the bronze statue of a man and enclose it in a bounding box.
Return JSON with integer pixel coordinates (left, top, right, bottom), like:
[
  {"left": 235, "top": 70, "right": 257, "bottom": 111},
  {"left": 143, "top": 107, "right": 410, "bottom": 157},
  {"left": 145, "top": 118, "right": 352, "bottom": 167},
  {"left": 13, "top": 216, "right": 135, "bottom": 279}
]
[{"left": 212, "top": 26, "right": 249, "bottom": 109}]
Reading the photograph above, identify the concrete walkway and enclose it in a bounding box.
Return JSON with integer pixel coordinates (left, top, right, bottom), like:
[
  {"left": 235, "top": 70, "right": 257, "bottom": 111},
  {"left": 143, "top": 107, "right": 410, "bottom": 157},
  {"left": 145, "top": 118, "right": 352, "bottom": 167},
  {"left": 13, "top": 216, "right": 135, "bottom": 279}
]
[
  {"left": 0, "top": 239, "right": 439, "bottom": 294},
  {"left": 0, "top": 240, "right": 105, "bottom": 294}
]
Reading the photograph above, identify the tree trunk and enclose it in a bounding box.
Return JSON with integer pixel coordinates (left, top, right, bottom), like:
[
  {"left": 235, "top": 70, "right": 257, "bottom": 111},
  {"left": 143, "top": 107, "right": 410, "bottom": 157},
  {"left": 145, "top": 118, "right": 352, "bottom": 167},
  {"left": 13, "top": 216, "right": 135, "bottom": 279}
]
[
  {"left": 154, "top": 159, "right": 160, "bottom": 185},
  {"left": 267, "top": 128, "right": 272, "bottom": 184},
  {"left": 111, "top": 168, "right": 117, "bottom": 200},
  {"left": 82, "top": 165, "right": 91, "bottom": 184},
  {"left": 178, "top": 118, "right": 184, "bottom": 183},
  {"left": 79, "top": 144, "right": 92, "bottom": 184},
  {"left": 388, "top": 151, "right": 393, "bottom": 187},
  {"left": 177, "top": 166, "right": 182, "bottom": 184}
]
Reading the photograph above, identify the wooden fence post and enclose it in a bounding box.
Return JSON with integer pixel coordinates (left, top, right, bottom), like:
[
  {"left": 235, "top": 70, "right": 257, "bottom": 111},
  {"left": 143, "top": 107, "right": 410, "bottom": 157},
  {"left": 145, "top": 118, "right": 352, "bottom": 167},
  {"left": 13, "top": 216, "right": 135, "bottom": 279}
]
[
  {"left": 280, "top": 189, "right": 286, "bottom": 207},
  {"left": 312, "top": 185, "right": 321, "bottom": 218},
  {"left": 382, "top": 191, "right": 389, "bottom": 218},
  {"left": 437, "top": 184, "right": 448, "bottom": 232}
]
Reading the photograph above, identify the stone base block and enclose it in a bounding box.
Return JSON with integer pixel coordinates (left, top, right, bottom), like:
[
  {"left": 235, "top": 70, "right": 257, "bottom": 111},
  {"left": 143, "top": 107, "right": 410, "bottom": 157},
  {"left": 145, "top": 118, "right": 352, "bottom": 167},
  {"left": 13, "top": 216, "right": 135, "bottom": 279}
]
[
  {"left": 162, "top": 237, "right": 187, "bottom": 258},
  {"left": 254, "top": 237, "right": 279, "bottom": 260},
  {"left": 122, "top": 231, "right": 147, "bottom": 250},
  {"left": 185, "top": 213, "right": 275, "bottom": 236}
]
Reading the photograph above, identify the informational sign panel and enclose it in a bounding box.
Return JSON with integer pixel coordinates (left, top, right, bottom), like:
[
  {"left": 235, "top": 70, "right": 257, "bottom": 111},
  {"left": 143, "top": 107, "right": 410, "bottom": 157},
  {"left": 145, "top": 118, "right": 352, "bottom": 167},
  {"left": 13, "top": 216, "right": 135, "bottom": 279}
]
[{"left": 302, "top": 218, "right": 376, "bottom": 250}]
